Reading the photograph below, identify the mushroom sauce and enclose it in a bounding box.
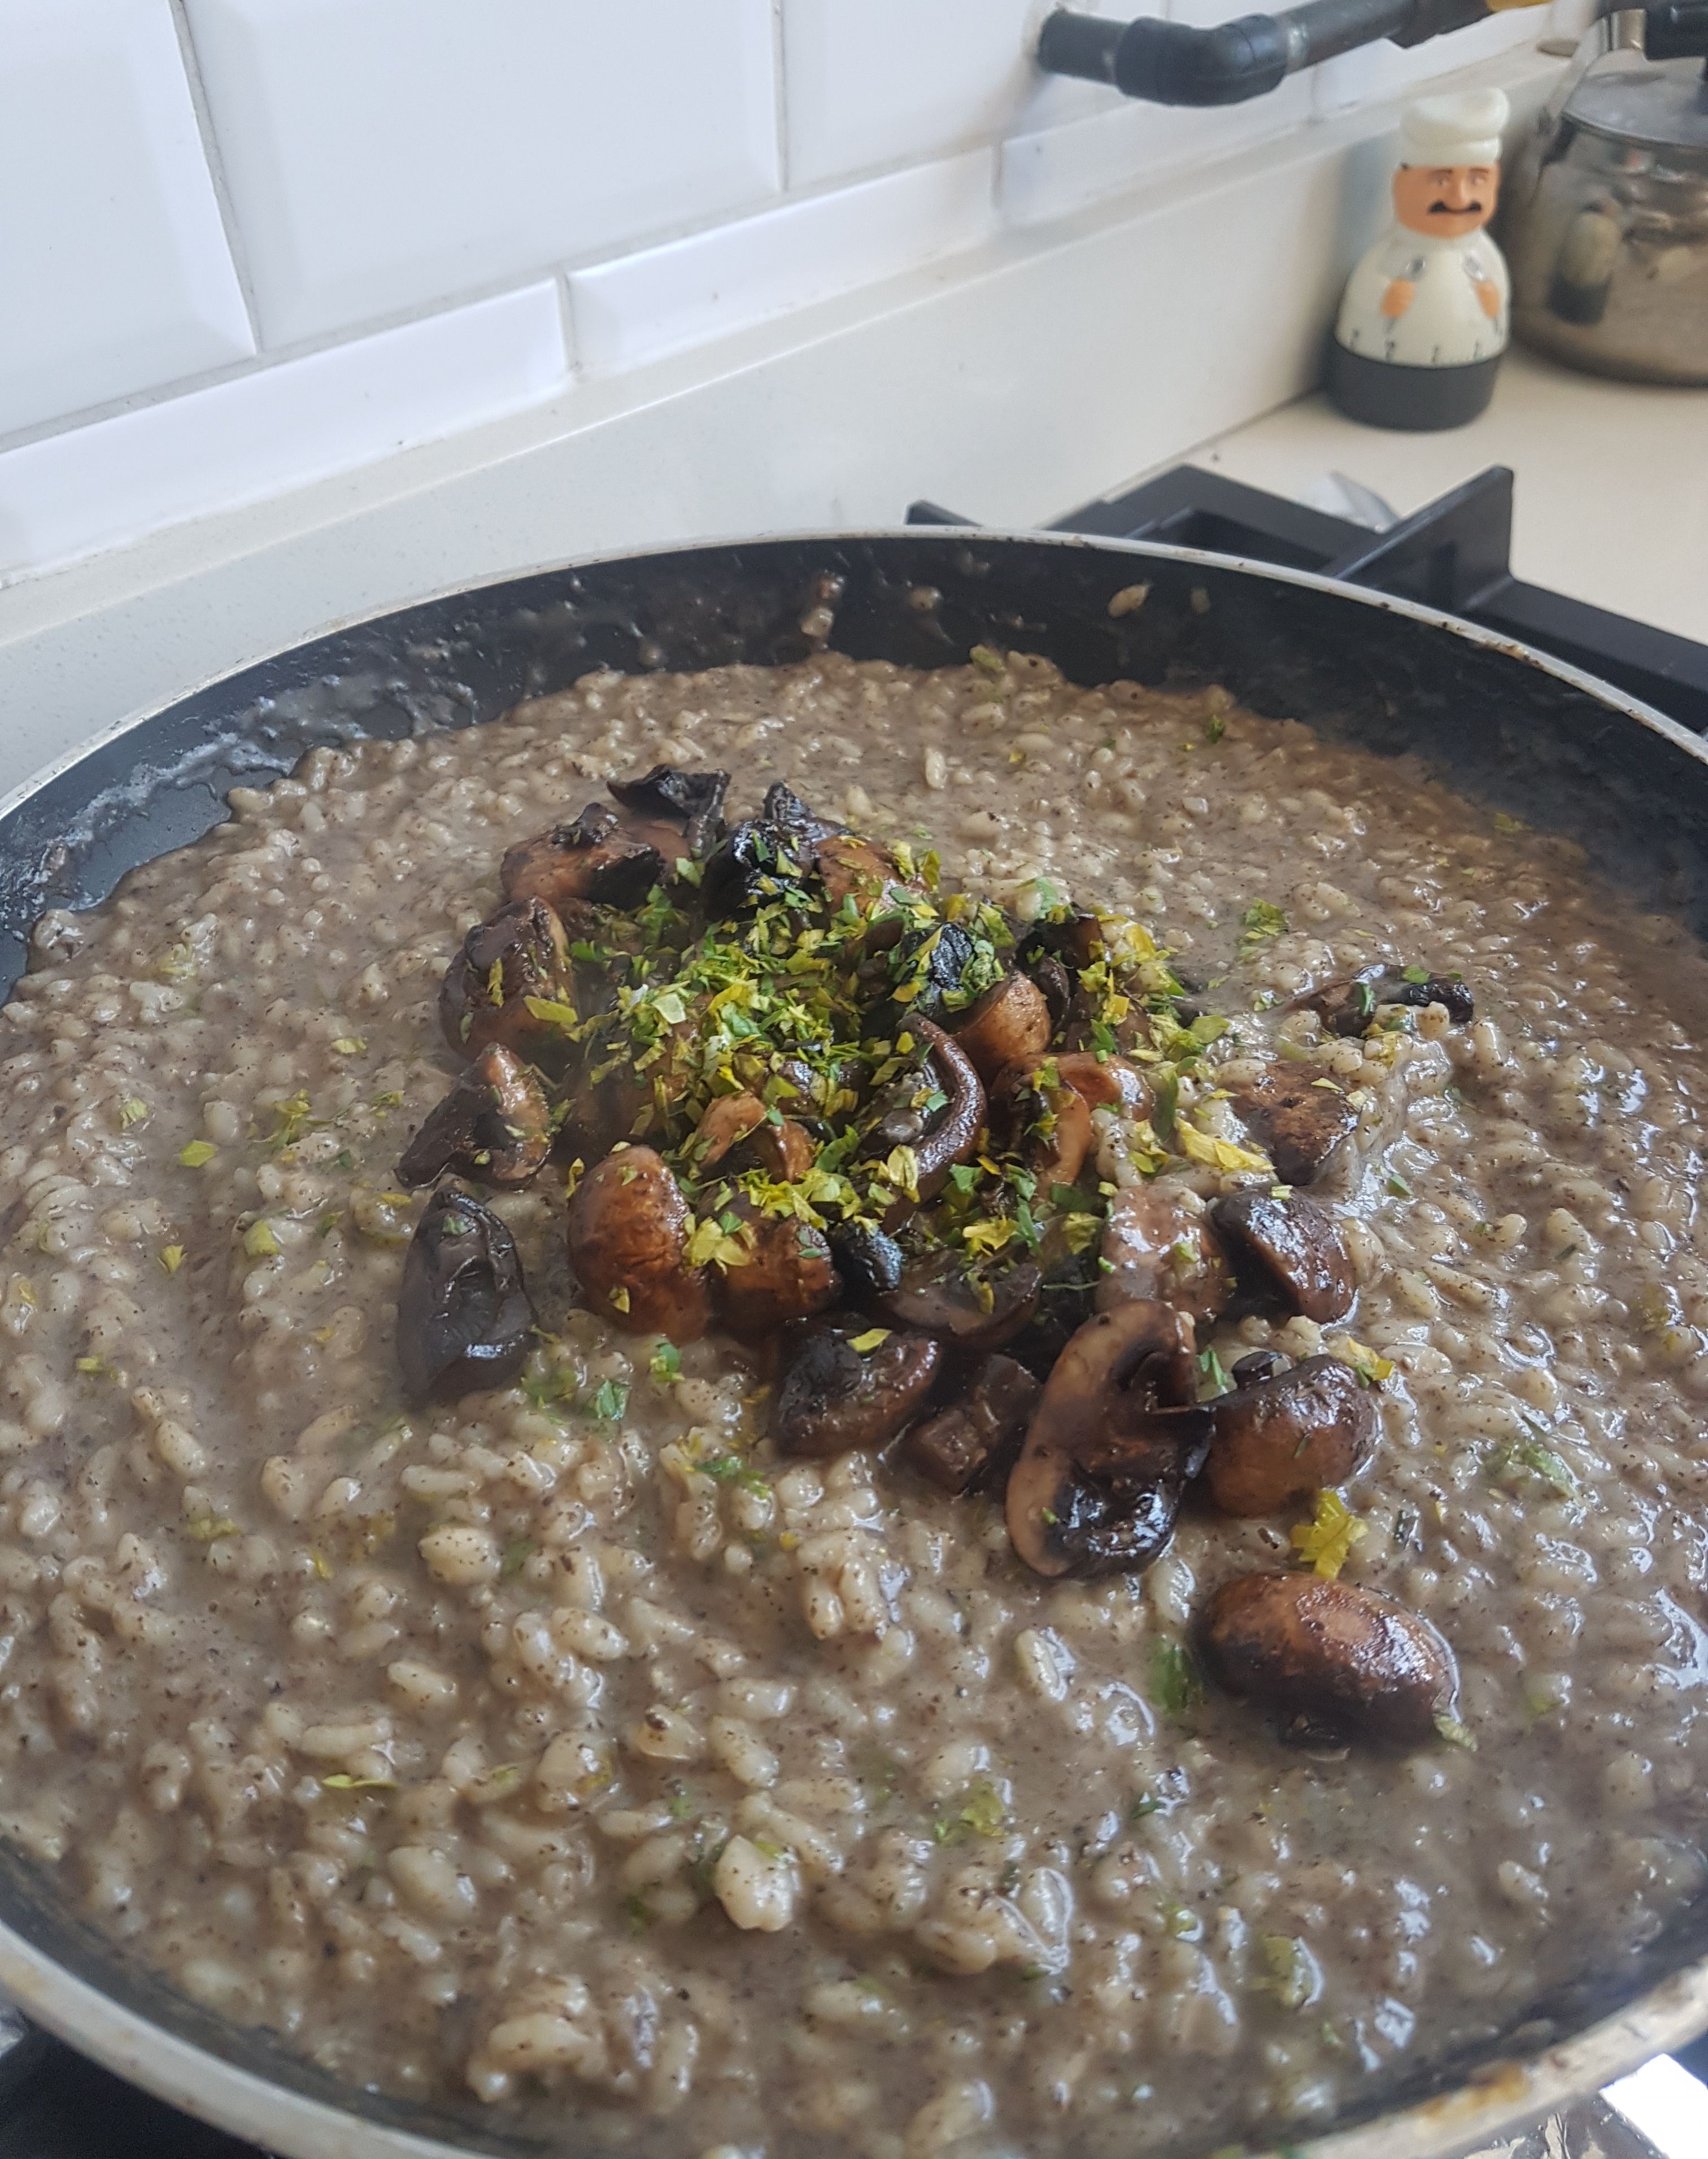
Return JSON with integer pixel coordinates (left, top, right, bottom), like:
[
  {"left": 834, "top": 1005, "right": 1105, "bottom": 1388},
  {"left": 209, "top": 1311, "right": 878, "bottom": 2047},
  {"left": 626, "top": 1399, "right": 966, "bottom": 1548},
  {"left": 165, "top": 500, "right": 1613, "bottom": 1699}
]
[{"left": 3, "top": 649, "right": 1708, "bottom": 2159}]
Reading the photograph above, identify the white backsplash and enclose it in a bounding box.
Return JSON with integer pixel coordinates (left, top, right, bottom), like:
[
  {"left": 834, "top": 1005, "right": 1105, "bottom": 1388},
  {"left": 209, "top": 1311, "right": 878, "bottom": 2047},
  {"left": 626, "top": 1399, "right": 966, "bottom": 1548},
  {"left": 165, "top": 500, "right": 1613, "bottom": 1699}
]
[{"left": 0, "top": 0, "right": 1585, "bottom": 587}]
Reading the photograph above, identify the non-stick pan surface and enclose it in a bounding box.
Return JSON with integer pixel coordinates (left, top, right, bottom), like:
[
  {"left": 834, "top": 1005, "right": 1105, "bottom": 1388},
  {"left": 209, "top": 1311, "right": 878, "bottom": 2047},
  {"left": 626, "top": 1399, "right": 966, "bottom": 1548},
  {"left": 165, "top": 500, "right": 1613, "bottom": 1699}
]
[{"left": 3, "top": 530, "right": 1707, "bottom": 2159}]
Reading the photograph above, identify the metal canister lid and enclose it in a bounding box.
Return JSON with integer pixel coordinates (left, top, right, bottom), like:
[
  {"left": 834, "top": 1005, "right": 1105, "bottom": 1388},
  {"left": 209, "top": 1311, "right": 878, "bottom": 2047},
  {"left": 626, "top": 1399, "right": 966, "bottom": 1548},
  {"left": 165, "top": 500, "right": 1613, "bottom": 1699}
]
[{"left": 1567, "top": 55, "right": 1708, "bottom": 160}]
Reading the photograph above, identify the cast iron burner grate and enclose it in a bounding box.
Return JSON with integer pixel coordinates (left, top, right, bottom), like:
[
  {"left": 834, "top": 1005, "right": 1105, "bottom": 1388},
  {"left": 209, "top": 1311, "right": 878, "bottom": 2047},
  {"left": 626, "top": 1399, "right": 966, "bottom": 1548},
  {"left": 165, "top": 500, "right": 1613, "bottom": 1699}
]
[{"left": 908, "top": 464, "right": 1708, "bottom": 736}]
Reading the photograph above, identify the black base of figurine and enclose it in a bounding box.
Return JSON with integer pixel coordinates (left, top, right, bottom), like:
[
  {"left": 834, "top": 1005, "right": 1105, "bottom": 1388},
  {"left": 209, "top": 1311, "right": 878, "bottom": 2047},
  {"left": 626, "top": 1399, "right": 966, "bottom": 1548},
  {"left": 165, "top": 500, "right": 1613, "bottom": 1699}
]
[{"left": 1324, "top": 342, "right": 1501, "bottom": 433}]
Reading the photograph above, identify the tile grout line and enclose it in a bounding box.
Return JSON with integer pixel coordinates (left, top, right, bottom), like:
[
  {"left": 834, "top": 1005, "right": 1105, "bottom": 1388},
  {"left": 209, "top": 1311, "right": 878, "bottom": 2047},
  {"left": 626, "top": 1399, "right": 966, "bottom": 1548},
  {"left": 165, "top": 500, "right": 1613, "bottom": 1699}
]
[
  {"left": 0, "top": 272, "right": 570, "bottom": 461},
  {"left": 0, "top": 141, "right": 1030, "bottom": 462},
  {"left": 554, "top": 271, "right": 584, "bottom": 385},
  {"left": 165, "top": 0, "right": 265, "bottom": 354},
  {"left": 772, "top": 0, "right": 790, "bottom": 192}
]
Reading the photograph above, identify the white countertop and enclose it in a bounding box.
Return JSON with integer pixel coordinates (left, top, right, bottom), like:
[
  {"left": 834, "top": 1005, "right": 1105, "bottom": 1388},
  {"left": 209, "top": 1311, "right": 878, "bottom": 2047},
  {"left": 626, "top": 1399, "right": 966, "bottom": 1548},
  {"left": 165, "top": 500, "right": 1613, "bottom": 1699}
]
[{"left": 1183, "top": 344, "right": 1708, "bottom": 645}]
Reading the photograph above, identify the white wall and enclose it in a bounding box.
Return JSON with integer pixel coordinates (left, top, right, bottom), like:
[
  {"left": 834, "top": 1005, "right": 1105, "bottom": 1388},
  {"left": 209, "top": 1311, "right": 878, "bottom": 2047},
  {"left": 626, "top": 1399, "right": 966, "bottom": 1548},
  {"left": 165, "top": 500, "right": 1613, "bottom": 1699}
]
[{"left": 0, "top": 0, "right": 1571, "bottom": 585}]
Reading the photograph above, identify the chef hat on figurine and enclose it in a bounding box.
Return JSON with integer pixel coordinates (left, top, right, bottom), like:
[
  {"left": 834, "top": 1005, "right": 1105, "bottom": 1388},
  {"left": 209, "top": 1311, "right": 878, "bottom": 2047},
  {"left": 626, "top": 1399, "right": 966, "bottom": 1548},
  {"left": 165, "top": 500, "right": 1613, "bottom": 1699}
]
[{"left": 1399, "top": 88, "right": 1509, "bottom": 167}]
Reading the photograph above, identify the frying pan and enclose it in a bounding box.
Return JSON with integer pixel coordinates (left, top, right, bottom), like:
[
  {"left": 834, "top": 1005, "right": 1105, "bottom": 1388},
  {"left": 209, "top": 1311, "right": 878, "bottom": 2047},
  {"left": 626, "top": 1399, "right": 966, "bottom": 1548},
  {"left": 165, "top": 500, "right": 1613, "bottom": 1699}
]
[{"left": 3, "top": 529, "right": 1708, "bottom": 2159}]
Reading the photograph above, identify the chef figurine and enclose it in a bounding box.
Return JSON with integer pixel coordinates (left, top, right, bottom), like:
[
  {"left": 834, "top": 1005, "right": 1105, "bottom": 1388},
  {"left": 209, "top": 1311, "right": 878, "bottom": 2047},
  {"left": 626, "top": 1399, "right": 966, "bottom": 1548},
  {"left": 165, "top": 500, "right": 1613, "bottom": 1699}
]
[{"left": 1326, "top": 88, "right": 1511, "bottom": 431}]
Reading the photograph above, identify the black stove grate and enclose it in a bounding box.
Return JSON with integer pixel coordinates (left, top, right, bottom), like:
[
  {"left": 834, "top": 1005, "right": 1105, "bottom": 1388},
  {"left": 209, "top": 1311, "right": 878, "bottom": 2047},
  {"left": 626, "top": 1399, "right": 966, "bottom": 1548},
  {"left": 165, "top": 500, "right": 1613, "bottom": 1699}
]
[{"left": 909, "top": 463, "right": 1708, "bottom": 736}]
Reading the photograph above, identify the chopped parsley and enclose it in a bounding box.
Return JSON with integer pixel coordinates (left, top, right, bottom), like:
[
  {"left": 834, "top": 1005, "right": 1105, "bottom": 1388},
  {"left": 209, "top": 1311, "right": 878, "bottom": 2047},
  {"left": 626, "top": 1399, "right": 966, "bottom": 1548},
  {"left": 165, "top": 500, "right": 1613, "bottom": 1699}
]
[
  {"left": 1148, "top": 1638, "right": 1204, "bottom": 1721},
  {"left": 1289, "top": 1490, "right": 1367, "bottom": 1580}
]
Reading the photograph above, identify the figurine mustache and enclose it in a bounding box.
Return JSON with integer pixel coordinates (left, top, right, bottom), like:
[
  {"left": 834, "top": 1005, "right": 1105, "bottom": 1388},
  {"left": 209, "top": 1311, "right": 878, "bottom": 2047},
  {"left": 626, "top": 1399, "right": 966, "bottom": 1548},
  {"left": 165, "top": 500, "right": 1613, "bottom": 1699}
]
[{"left": 1430, "top": 198, "right": 1484, "bottom": 215}]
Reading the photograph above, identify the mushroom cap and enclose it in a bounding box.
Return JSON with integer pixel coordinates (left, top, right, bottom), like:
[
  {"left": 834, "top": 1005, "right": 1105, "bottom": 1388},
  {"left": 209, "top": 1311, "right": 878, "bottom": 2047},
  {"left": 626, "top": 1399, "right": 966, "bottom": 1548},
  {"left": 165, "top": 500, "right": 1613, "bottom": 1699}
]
[
  {"left": 501, "top": 802, "right": 671, "bottom": 913},
  {"left": 712, "top": 1201, "right": 841, "bottom": 1340},
  {"left": 606, "top": 765, "right": 730, "bottom": 858},
  {"left": 1204, "top": 1354, "right": 1378, "bottom": 1516},
  {"left": 876, "top": 1256, "right": 1042, "bottom": 1355},
  {"left": 1025, "top": 952, "right": 1073, "bottom": 1036},
  {"left": 438, "top": 897, "right": 576, "bottom": 1068},
  {"left": 860, "top": 1020, "right": 984, "bottom": 1227},
  {"left": 814, "top": 832, "right": 915, "bottom": 912},
  {"left": 1052, "top": 1053, "right": 1150, "bottom": 1118},
  {"left": 1006, "top": 1301, "right": 1210, "bottom": 1579},
  {"left": 397, "top": 1044, "right": 551, "bottom": 1192},
  {"left": 1201, "top": 1571, "right": 1459, "bottom": 1746},
  {"left": 1210, "top": 1190, "right": 1356, "bottom": 1323},
  {"left": 1097, "top": 1180, "right": 1231, "bottom": 1328},
  {"left": 987, "top": 1059, "right": 1096, "bottom": 1189},
  {"left": 773, "top": 1323, "right": 942, "bottom": 1458},
  {"left": 687, "top": 1093, "right": 768, "bottom": 1171},
  {"left": 691, "top": 1099, "right": 816, "bottom": 1184},
  {"left": 951, "top": 974, "right": 1052, "bottom": 1085},
  {"left": 396, "top": 1187, "right": 536, "bottom": 1405},
  {"left": 901, "top": 1354, "right": 1041, "bottom": 1497},
  {"left": 1224, "top": 1068, "right": 1358, "bottom": 1187},
  {"left": 565, "top": 1146, "right": 711, "bottom": 1341}
]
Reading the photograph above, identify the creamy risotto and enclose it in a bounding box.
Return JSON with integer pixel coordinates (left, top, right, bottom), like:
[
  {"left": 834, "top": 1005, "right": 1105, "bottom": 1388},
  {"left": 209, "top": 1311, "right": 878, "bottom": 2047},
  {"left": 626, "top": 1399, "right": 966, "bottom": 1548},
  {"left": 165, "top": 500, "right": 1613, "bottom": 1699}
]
[{"left": 2, "top": 649, "right": 1707, "bottom": 2159}]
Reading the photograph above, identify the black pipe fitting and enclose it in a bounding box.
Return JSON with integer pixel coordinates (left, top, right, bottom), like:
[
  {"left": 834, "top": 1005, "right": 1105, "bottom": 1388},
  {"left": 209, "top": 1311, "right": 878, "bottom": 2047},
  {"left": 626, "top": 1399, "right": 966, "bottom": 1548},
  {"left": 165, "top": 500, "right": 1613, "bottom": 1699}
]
[
  {"left": 1039, "top": 0, "right": 1483, "bottom": 105},
  {"left": 1037, "top": 8, "right": 1288, "bottom": 103}
]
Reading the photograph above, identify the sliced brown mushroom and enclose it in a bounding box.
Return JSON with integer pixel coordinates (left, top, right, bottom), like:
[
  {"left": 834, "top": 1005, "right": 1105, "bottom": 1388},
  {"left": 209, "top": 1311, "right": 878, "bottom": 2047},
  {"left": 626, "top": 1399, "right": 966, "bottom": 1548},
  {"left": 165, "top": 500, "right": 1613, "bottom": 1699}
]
[
  {"left": 1292, "top": 968, "right": 1474, "bottom": 1035},
  {"left": 1097, "top": 1180, "right": 1231, "bottom": 1328},
  {"left": 712, "top": 1202, "right": 840, "bottom": 1339},
  {"left": 876, "top": 1255, "right": 1042, "bottom": 1355},
  {"left": 949, "top": 974, "right": 1054, "bottom": 1085},
  {"left": 773, "top": 1323, "right": 942, "bottom": 1458},
  {"left": 690, "top": 1092, "right": 818, "bottom": 1182},
  {"left": 748, "top": 1118, "right": 817, "bottom": 1182},
  {"left": 1223, "top": 1067, "right": 1358, "bottom": 1187},
  {"left": 860, "top": 1019, "right": 983, "bottom": 1226},
  {"left": 1201, "top": 1572, "right": 1460, "bottom": 1746},
  {"left": 1209, "top": 1190, "right": 1356, "bottom": 1323},
  {"left": 439, "top": 898, "right": 577, "bottom": 1067},
  {"left": 1017, "top": 906, "right": 1105, "bottom": 976},
  {"left": 692, "top": 1098, "right": 815, "bottom": 1183},
  {"left": 1026, "top": 952, "right": 1074, "bottom": 1037},
  {"left": 1203, "top": 1354, "right": 1378, "bottom": 1516},
  {"left": 900, "top": 1354, "right": 1042, "bottom": 1497},
  {"left": 814, "top": 832, "right": 917, "bottom": 913},
  {"left": 987, "top": 1060, "right": 1093, "bottom": 1187},
  {"left": 397, "top": 1045, "right": 551, "bottom": 1191},
  {"left": 561, "top": 984, "right": 712, "bottom": 1164},
  {"left": 396, "top": 1187, "right": 535, "bottom": 1404},
  {"left": 565, "top": 1146, "right": 711, "bottom": 1340},
  {"left": 688, "top": 1093, "right": 768, "bottom": 1170},
  {"left": 1053, "top": 1053, "right": 1151, "bottom": 1118},
  {"left": 1006, "top": 1302, "right": 1211, "bottom": 1579},
  {"left": 502, "top": 802, "right": 674, "bottom": 914},
  {"left": 988, "top": 1052, "right": 1147, "bottom": 1188},
  {"left": 606, "top": 765, "right": 730, "bottom": 859}
]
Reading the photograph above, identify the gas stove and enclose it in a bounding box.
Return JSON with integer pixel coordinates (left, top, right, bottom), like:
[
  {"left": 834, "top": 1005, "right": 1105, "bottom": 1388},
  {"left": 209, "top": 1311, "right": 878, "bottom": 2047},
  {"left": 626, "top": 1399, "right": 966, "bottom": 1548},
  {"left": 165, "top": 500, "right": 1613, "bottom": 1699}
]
[
  {"left": 3, "top": 459, "right": 1708, "bottom": 2159},
  {"left": 912, "top": 462, "right": 1708, "bottom": 737}
]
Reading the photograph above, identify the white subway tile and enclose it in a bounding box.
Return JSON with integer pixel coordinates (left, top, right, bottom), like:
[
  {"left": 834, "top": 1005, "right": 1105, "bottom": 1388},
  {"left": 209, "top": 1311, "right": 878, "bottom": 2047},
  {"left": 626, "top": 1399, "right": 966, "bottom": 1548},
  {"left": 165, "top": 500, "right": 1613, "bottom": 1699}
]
[
  {"left": 0, "top": 282, "right": 568, "bottom": 579},
  {"left": 0, "top": 0, "right": 253, "bottom": 440},
  {"left": 571, "top": 150, "right": 996, "bottom": 375},
  {"left": 783, "top": 0, "right": 1043, "bottom": 188},
  {"left": 182, "top": 0, "right": 781, "bottom": 348},
  {"left": 999, "top": 73, "right": 1315, "bottom": 228}
]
